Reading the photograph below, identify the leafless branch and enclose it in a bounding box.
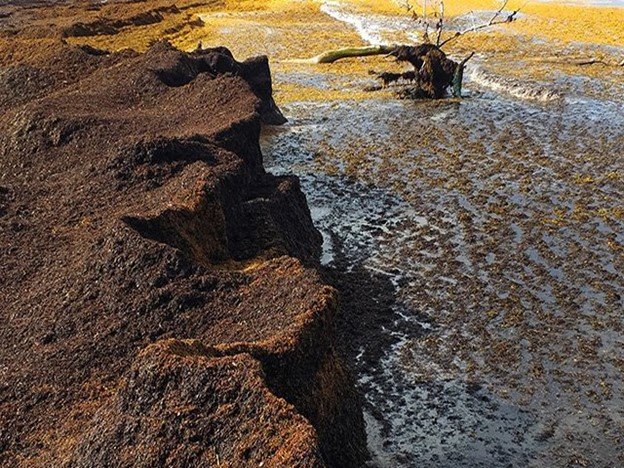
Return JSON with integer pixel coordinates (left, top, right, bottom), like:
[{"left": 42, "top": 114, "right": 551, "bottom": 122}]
[
  {"left": 400, "top": 0, "right": 445, "bottom": 43},
  {"left": 438, "top": 0, "right": 525, "bottom": 48},
  {"left": 423, "top": 22, "right": 430, "bottom": 43},
  {"left": 566, "top": 58, "right": 624, "bottom": 67},
  {"left": 398, "top": 0, "right": 524, "bottom": 49},
  {"left": 487, "top": 0, "right": 511, "bottom": 27},
  {"left": 435, "top": 1, "right": 445, "bottom": 46},
  {"left": 524, "top": 55, "right": 624, "bottom": 67}
]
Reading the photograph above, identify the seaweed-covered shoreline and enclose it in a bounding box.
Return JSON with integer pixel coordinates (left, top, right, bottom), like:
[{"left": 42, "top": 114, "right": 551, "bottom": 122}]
[{"left": 2, "top": 0, "right": 623, "bottom": 466}]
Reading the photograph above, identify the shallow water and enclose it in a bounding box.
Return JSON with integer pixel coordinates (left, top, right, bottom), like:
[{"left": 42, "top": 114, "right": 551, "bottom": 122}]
[
  {"left": 263, "top": 90, "right": 623, "bottom": 465},
  {"left": 259, "top": 1, "right": 624, "bottom": 466}
]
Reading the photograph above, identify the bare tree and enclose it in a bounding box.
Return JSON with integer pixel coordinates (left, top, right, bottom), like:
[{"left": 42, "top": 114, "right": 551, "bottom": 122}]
[{"left": 292, "top": 0, "right": 621, "bottom": 98}]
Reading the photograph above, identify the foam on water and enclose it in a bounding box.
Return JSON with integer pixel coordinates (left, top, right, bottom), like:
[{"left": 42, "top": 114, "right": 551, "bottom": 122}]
[
  {"left": 469, "top": 65, "right": 562, "bottom": 102},
  {"left": 320, "top": 0, "right": 384, "bottom": 44},
  {"left": 320, "top": 0, "right": 423, "bottom": 45}
]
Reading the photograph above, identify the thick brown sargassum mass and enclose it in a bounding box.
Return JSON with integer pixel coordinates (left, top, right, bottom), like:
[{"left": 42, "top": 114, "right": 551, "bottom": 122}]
[{"left": 0, "top": 30, "right": 366, "bottom": 468}]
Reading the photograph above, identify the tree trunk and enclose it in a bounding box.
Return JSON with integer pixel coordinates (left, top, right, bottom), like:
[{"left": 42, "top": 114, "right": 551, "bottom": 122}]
[{"left": 452, "top": 52, "right": 474, "bottom": 98}]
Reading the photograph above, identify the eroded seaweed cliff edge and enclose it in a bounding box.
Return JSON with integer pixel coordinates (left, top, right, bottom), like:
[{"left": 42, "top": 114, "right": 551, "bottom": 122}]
[{"left": 0, "top": 40, "right": 367, "bottom": 467}]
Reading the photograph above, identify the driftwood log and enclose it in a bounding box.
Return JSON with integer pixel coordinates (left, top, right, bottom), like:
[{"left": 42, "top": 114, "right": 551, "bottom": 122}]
[{"left": 290, "top": 45, "right": 396, "bottom": 64}]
